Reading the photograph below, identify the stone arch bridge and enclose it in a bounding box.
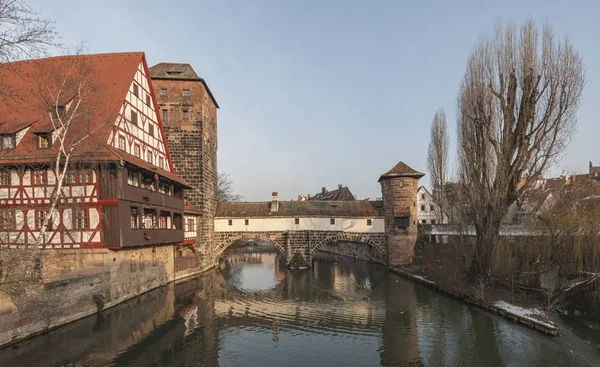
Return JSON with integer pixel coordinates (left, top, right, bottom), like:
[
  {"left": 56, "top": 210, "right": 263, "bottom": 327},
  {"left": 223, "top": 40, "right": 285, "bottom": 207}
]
[
  {"left": 213, "top": 197, "right": 386, "bottom": 268},
  {"left": 211, "top": 162, "right": 426, "bottom": 268}
]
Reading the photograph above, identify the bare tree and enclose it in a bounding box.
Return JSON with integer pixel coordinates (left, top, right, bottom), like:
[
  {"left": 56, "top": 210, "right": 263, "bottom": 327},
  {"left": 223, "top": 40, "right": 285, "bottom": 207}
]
[
  {"left": 0, "top": 52, "right": 107, "bottom": 312},
  {"left": 457, "top": 20, "right": 585, "bottom": 281},
  {"left": 0, "top": 0, "right": 57, "bottom": 61},
  {"left": 217, "top": 172, "right": 244, "bottom": 202},
  {"left": 426, "top": 108, "right": 449, "bottom": 223}
]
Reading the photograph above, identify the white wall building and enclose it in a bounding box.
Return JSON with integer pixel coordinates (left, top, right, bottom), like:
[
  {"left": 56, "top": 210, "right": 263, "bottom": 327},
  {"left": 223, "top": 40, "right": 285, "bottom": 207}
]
[{"left": 416, "top": 186, "right": 447, "bottom": 225}]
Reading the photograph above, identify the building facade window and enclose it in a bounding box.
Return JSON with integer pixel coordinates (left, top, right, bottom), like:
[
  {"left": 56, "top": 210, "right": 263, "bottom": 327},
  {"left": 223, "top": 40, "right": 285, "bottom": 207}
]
[
  {"left": 134, "top": 144, "right": 140, "bottom": 157},
  {"left": 295, "top": 218, "right": 300, "bottom": 225},
  {"left": 130, "top": 255, "right": 136, "bottom": 272},
  {"left": 65, "top": 171, "right": 75, "bottom": 185},
  {"left": 80, "top": 169, "right": 92, "bottom": 184},
  {"left": 118, "top": 135, "right": 126, "bottom": 151},
  {"left": 159, "top": 212, "right": 170, "bottom": 229},
  {"left": 0, "top": 210, "right": 15, "bottom": 230},
  {"left": 148, "top": 124, "right": 154, "bottom": 137},
  {"left": 147, "top": 150, "right": 153, "bottom": 164},
  {"left": 421, "top": 219, "right": 427, "bottom": 224},
  {"left": 0, "top": 170, "right": 10, "bottom": 186},
  {"left": 421, "top": 205, "right": 426, "bottom": 211},
  {"left": 143, "top": 209, "right": 157, "bottom": 229},
  {"left": 158, "top": 157, "right": 164, "bottom": 169},
  {"left": 33, "top": 169, "right": 46, "bottom": 185},
  {"left": 367, "top": 219, "right": 372, "bottom": 226},
  {"left": 133, "top": 83, "right": 139, "bottom": 97},
  {"left": 0, "top": 134, "right": 16, "bottom": 151},
  {"left": 330, "top": 218, "right": 335, "bottom": 225},
  {"left": 228, "top": 219, "right": 232, "bottom": 226},
  {"left": 127, "top": 170, "right": 140, "bottom": 187},
  {"left": 431, "top": 219, "right": 436, "bottom": 224},
  {"left": 37, "top": 210, "right": 49, "bottom": 230},
  {"left": 183, "top": 89, "right": 190, "bottom": 97},
  {"left": 162, "top": 109, "right": 168, "bottom": 120},
  {"left": 161, "top": 88, "right": 167, "bottom": 96},
  {"left": 187, "top": 218, "right": 195, "bottom": 231},
  {"left": 37, "top": 133, "right": 51, "bottom": 149},
  {"left": 183, "top": 110, "right": 189, "bottom": 120},
  {"left": 430, "top": 205, "right": 434, "bottom": 211},
  {"left": 131, "top": 111, "right": 138, "bottom": 125},
  {"left": 146, "top": 94, "right": 151, "bottom": 105},
  {"left": 131, "top": 207, "right": 139, "bottom": 229},
  {"left": 75, "top": 210, "right": 88, "bottom": 229},
  {"left": 245, "top": 219, "right": 249, "bottom": 226}
]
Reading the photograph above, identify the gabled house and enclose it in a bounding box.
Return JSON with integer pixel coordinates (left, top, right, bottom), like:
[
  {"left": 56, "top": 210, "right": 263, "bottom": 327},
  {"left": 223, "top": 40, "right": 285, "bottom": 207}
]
[
  {"left": 0, "top": 52, "right": 190, "bottom": 250},
  {"left": 299, "top": 185, "right": 356, "bottom": 201},
  {"left": 416, "top": 186, "right": 448, "bottom": 224}
]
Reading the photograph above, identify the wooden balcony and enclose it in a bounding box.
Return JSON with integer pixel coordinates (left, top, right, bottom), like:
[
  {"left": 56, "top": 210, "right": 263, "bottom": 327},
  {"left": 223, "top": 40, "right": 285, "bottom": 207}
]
[{"left": 121, "top": 228, "right": 184, "bottom": 247}]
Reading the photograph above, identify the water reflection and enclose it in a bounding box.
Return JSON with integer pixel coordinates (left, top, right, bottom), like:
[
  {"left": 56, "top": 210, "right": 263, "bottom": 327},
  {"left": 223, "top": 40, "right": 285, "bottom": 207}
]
[{"left": 0, "top": 250, "right": 598, "bottom": 366}]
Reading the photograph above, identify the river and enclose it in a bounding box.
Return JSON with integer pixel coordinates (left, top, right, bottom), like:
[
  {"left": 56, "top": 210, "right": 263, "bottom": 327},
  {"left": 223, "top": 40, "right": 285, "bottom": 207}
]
[{"left": 1, "top": 246, "right": 598, "bottom": 366}]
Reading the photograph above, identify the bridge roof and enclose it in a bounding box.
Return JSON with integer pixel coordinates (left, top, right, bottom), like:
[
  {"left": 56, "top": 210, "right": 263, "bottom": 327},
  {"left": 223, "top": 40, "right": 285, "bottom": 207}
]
[{"left": 215, "top": 200, "right": 384, "bottom": 218}]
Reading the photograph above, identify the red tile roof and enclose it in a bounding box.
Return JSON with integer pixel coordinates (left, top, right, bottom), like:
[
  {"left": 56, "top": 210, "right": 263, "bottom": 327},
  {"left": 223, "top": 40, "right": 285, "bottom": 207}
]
[
  {"left": 379, "top": 161, "right": 424, "bottom": 182},
  {"left": 185, "top": 201, "right": 202, "bottom": 215},
  {"left": 215, "top": 200, "right": 382, "bottom": 218},
  {"left": 0, "top": 52, "right": 142, "bottom": 164}
]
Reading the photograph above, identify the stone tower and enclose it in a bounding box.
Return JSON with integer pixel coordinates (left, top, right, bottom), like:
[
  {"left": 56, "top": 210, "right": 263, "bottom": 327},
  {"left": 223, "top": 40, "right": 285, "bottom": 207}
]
[
  {"left": 379, "top": 162, "right": 424, "bottom": 265},
  {"left": 149, "top": 63, "right": 219, "bottom": 257}
]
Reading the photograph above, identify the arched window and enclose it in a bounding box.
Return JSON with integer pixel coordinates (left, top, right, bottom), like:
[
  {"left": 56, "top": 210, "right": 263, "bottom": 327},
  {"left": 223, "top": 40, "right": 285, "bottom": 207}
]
[
  {"left": 130, "top": 255, "right": 136, "bottom": 272},
  {"left": 139, "top": 254, "right": 144, "bottom": 271}
]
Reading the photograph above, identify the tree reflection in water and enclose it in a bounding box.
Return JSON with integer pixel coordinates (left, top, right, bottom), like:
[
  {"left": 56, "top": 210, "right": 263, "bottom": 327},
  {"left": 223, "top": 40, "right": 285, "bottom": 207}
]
[{"left": 0, "top": 249, "right": 598, "bottom": 366}]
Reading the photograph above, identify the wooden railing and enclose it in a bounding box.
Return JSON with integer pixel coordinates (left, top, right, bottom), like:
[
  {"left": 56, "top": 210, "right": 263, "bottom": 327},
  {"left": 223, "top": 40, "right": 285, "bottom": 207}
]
[{"left": 174, "top": 256, "right": 198, "bottom": 272}]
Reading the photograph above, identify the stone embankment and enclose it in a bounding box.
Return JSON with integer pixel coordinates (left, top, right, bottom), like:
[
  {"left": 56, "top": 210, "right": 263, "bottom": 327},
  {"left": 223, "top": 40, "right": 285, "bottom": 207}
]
[{"left": 389, "top": 267, "right": 559, "bottom": 336}]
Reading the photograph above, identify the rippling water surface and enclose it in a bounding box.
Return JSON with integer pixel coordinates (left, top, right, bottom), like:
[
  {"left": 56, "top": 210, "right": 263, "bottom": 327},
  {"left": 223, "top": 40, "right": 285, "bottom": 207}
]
[{"left": 1, "top": 246, "right": 598, "bottom": 366}]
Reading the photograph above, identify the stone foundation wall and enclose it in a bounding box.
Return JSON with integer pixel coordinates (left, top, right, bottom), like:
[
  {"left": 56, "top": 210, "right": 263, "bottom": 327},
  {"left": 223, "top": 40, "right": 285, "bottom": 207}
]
[{"left": 0, "top": 245, "right": 174, "bottom": 347}]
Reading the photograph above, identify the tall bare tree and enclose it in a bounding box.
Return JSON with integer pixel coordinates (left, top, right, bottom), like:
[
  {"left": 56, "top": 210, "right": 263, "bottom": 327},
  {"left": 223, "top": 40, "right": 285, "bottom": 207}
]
[
  {"left": 426, "top": 108, "right": 449, "bottom": 222},
  {"left": 457, "top": 20, "right": 585, "bottom": 281},
  {"left": 217, "top": 172, "right": 244, "bottom": 202},
  {"left": 0, "top": 0, "right": 57, "bottom": 61}
]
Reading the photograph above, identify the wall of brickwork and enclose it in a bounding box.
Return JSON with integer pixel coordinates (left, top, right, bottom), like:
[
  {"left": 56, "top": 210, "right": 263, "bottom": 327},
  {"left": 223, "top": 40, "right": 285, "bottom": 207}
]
[
  {"left": 213, "top": 230, "right": 386, "bottom": 268},
  {"left": 0, "top": 246, "right": 174, "bottom": 347},
  {"left": 150, "top": 78, "right": 218, "bottom": 259},
  {"left": 380, "top": 177, "right": 420, "bottom": 265}
]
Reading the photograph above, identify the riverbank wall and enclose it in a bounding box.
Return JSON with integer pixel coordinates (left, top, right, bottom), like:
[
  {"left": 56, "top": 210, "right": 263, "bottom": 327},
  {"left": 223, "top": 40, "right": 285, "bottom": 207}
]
[
  {"left": 0, "top": 247, "right": 213, "bottom": 348},
  {"left": 389, "top": 267, "right": 560, "bottom": 336}
]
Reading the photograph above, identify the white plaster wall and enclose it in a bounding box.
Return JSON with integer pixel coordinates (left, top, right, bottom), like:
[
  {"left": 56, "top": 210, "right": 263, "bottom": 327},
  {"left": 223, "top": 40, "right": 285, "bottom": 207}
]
[
  {"left": 108, "top": 61, "right": 170, "bottom": 172},
  {"left": 417, "top": 187, "right": 447, "bottom": 224},
  {"left": 214, "top": 217, "right": 384, "bottom": 233}
]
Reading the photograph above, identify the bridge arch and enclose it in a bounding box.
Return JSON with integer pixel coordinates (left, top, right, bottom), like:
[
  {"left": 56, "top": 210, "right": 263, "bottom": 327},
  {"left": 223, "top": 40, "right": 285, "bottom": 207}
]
[
  {"left": 213, "top": 233, "right": 286, "bottom": 261},
  {"left": 309, "top": 233, "right": 386, "bottom": 260}
]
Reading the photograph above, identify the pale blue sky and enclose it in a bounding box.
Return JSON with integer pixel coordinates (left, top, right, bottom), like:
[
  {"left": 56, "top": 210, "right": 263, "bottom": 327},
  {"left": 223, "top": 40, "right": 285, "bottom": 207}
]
[{"left": 30, "top": 0, "right": 600, "bottom": 200}]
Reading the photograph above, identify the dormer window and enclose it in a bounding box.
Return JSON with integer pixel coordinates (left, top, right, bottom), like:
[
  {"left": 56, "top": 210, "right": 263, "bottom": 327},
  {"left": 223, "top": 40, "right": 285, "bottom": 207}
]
[
  {"left": 49, "top": 105, "right": 66, "bottom": 118},
  {"left": 37, "top": 133, "right": 51, "bottom": 149},
  {"left": 0, "top": 134, "right": 16, "bottom": 151}
]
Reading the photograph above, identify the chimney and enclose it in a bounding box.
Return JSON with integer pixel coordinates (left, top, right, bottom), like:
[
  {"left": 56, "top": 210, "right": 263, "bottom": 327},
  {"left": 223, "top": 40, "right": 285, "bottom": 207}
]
[
  {"left": 338, "top": 184, "right": 343, "bottom": 190},
  {"left": 271, "top": 192, "right": 279, "bottom": 213},
  {"left": 322, "top": 187, "right": 326, "bottom": 195},
  {"left": 590, "top": 161, "right": 593, "bottom": 174}
]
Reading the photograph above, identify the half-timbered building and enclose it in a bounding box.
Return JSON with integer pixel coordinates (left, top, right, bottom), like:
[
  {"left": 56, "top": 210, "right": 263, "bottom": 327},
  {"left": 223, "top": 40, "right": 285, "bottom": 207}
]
[{"left": 0, "top": 52, "right": 188, "bottom": 250}]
